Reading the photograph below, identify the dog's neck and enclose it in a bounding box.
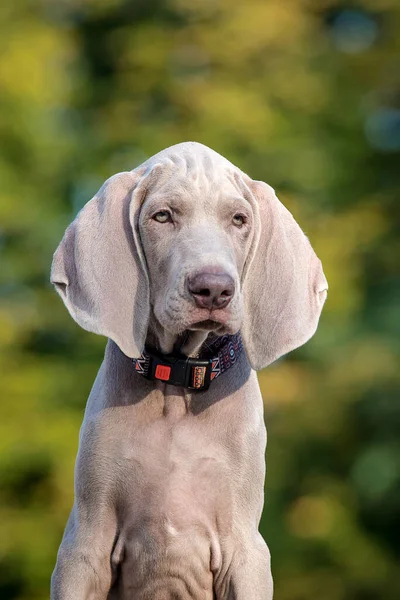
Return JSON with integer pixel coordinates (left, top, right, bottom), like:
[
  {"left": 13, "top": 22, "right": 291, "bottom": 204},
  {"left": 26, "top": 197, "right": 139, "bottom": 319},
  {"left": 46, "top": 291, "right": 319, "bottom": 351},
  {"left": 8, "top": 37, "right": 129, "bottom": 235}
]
[{"left": 102, "top": 334, "right": 252, "bottom": 414}]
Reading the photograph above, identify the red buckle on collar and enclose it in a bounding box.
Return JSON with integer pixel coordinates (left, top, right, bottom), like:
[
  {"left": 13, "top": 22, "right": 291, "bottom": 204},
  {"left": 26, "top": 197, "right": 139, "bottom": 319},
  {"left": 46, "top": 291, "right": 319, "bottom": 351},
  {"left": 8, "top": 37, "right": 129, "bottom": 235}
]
[
  {"left": 132, "top": 333, "right": 243, "bottom": 391},
  {"left": 155, "top": 364, "right": 172, "bottom": 381}
]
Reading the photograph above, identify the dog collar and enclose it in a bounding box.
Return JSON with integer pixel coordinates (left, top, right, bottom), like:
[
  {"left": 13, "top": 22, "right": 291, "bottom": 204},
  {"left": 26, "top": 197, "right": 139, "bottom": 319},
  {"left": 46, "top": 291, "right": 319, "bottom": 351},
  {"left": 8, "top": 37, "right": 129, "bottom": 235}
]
[{"left": 132, "top": 333, "right": 243, "bottom": 391}]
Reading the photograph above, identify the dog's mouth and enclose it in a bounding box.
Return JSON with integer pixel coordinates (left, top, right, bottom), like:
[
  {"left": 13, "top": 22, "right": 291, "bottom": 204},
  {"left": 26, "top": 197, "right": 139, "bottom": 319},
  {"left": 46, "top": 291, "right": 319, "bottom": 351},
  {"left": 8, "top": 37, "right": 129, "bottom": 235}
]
[
  {"left": 186, "top": 303, "right": 238, "bottom": 332},
  {"left": 189, "top": 319, "right": 223, "bottom": 331}
]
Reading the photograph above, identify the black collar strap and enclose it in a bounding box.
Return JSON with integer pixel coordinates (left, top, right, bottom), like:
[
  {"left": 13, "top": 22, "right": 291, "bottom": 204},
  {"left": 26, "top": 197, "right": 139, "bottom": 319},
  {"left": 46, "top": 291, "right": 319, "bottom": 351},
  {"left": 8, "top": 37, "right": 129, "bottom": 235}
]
[{"left": 132, "top": 333, "right": 243, "bottom": 391}]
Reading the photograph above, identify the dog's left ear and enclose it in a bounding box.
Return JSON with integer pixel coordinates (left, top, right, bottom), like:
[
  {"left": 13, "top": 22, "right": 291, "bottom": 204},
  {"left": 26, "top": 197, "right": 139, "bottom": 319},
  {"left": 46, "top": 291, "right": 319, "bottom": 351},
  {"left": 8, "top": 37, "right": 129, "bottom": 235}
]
[{"left": 241, "top": 180, "right": 328, "bottom": 371}]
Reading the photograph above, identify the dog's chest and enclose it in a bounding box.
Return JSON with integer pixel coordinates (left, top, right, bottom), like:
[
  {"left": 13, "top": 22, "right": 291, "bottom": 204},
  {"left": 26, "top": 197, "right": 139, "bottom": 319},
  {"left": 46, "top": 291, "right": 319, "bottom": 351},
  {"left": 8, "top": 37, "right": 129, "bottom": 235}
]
[
  {"left": 114, "top": 521, "right": 215, "bottom": 600},
  {"left": 91, "top": 383, "right": 266, "bottom": 520},
  {"left": 112, "top": 416, "right": 226, "bottom": 599},
  {"left": 117, "top": 416, "right": 235, "bottom": 524}
]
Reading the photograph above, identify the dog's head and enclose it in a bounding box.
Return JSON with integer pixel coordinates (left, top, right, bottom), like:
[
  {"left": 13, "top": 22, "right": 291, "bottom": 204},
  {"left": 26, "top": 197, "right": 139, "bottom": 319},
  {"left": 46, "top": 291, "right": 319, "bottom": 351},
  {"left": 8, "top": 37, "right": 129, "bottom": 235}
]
[{"left": 51, "top": 142, "right": 327, "bottom": 370}]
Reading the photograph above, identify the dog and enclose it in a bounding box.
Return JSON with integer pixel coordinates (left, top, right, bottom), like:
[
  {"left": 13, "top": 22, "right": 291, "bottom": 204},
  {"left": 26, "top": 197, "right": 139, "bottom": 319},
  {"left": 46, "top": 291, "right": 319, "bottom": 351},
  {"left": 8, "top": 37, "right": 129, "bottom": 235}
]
[{"left": 50, "top": 142, "right": 327, "bottom": 599}]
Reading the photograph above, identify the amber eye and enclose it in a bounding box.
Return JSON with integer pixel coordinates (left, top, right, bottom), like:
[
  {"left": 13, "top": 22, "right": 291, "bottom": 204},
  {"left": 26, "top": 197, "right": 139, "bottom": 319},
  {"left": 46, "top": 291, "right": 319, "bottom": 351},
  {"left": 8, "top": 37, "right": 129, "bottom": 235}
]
[
  {"left": 232, "top": 213, "right": 246, "bottom": 227},
  {"left": 153, "top": 211, "right": 172, "bottom": 223}
]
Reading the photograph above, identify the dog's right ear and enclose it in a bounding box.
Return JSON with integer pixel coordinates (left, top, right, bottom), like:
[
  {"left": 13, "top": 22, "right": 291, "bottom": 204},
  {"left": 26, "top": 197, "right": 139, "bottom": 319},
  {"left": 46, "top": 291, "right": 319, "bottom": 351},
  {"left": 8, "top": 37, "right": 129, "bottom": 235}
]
[{"left": 51, "top": 170, "right": 150, "bottom": 359}]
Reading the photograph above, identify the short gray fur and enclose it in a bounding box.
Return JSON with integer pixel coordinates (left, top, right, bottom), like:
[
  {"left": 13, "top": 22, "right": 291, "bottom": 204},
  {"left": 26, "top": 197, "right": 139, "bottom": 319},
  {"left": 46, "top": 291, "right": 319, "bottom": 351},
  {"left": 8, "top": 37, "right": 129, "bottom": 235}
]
[{"left": 50, "top": 142, "right": 328, "bottom": 599}]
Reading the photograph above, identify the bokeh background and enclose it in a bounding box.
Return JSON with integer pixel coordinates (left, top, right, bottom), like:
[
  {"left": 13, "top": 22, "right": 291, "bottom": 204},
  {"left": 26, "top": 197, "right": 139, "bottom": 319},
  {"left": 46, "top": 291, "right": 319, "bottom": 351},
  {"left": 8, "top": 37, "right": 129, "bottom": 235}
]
[{"left": 1, "top": 0, "right": 399, "bottom": 598}]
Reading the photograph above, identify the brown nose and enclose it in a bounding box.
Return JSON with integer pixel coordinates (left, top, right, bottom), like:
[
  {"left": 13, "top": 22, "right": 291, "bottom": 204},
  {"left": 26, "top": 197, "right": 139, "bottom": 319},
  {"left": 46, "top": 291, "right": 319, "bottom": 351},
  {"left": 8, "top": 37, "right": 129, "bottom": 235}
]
[{"left": 188, "top": 272, "right": 235, "bottom": 309}]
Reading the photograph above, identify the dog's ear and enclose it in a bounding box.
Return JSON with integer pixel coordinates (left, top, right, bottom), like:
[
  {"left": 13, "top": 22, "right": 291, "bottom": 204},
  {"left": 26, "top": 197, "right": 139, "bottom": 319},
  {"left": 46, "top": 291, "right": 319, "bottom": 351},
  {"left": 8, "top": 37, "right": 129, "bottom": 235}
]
[
  {"left": 51, "top": 170, "right": 150, "bottom": 358},
  {"left": 241, "top": 180, "right": 328, "bottom": 371}
]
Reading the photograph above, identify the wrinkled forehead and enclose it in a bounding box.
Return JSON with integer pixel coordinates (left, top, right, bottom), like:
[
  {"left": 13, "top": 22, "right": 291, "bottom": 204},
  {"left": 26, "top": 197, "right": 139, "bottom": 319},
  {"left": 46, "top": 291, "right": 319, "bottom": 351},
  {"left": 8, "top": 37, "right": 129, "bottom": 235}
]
[{"left": 140, "top": 144, "right": 246, "bottom": 205}]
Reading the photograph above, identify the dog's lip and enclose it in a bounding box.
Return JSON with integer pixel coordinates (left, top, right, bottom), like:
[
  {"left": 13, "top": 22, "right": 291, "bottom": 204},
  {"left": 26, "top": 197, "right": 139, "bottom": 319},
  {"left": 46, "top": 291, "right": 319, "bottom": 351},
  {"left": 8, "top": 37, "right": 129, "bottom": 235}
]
[
  {"left": 187, "top": 307, "right": 233, "bottom": 331},
  {"left": 189, "top": 319, "right": 223, "bottom": 331}
]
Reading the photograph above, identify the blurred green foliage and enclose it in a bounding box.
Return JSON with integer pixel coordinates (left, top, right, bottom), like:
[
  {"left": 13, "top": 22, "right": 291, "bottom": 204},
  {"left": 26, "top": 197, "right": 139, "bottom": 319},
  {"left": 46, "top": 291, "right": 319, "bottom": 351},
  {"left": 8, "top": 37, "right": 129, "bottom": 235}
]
[{"left": 1, "top": 0, "right": 399, "bottom": 598}]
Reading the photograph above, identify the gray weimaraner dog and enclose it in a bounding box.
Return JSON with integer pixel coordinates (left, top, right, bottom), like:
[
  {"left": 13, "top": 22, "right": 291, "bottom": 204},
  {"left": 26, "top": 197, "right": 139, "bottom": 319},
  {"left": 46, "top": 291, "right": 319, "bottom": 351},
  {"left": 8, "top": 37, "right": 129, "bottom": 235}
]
[{"left": 50, "top": 142, "right": 327, "bottom": 599}]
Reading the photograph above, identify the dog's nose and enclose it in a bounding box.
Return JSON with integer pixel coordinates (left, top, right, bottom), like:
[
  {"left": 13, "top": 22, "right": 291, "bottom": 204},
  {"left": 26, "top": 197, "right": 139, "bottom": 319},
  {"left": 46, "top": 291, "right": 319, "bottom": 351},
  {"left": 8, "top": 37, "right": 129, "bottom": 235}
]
[{"left": 188, "top": 272, "right": 235, "bottom": 309}]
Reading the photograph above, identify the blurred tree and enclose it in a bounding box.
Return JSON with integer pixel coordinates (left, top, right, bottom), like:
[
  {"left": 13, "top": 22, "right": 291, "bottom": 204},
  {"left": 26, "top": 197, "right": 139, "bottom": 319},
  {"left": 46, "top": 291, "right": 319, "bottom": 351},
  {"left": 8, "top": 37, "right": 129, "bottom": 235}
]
[{"left": 0, "top": 0, "right": 399, "bottom": 598}]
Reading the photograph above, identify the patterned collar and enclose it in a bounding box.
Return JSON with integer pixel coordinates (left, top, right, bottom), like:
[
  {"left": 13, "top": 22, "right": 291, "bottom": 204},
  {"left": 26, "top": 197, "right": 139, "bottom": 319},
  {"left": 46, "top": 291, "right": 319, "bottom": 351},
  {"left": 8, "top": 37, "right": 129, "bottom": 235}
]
[{"left": 132, "top": 333, "right": 243, "bottom": 391}]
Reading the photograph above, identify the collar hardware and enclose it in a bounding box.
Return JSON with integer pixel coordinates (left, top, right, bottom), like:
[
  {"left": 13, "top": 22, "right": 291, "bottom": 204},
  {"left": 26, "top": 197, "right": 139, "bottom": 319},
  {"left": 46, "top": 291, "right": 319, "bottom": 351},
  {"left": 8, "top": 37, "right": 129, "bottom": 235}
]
[
  {"left": 133, "top": 333, "right": 243, "bottom": 392},
  {"left": 148, "top": 349, "right": 211, "bottom": 390}
]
